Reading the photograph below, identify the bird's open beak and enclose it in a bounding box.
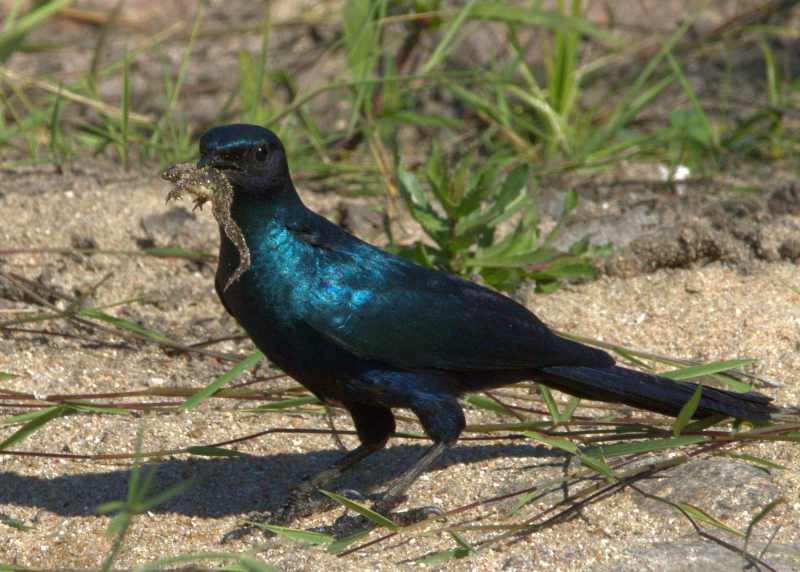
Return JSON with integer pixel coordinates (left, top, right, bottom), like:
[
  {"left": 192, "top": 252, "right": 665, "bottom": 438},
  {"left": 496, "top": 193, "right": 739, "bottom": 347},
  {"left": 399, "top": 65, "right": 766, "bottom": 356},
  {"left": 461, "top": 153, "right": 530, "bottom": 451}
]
[{"left": 197, "top": 155, "right": 240, "bottom": 172}]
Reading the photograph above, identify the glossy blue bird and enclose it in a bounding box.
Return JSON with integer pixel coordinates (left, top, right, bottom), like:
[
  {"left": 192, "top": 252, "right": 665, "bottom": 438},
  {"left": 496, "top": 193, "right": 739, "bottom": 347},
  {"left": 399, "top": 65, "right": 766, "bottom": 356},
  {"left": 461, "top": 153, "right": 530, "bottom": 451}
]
[{"left": 195, "top": 123, "right": 774, "bottom": 523}]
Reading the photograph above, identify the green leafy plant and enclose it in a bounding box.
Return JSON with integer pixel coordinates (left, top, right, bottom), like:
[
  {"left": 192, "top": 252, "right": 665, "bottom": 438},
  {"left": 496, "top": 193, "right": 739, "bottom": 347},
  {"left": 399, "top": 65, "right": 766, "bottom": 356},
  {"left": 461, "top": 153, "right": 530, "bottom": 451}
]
[{"left": 393, "top": 147, "right": 606, "bottom": 292}]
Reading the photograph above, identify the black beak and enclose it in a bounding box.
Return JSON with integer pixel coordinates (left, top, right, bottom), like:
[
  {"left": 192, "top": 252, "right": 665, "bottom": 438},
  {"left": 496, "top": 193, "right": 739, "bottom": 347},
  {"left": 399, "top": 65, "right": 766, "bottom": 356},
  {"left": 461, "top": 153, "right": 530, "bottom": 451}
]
[{"left": 197, "top": 155, "right": 240, "bottom": 171}]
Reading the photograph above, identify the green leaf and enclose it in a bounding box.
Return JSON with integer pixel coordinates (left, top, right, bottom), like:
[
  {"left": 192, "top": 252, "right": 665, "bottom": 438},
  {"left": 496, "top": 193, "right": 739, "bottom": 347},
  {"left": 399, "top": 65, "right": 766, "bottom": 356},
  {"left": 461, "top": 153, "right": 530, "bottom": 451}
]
[
  {"left": 0, "top": 513, "right": 30, "bottom": 531},
  {"left": 249, "top": 395, "right": 321, "bottom": 412},
  {"left": 0, "top": 0, "right": 73, "bottom": 63},
  {"left": 455, "top": 166, "right": 531, "bottom": 236},
  {"left": 528, "top": 258, "right": 598, "bottom": 284},
  {"left": 672, "top": 384, "right": 703, "bottom": 436},
  {"left": 382, "top": 110, "right": 462, "bottom": 129},
  {"left": 342, "top": 0, "right": 383, "bottom": 132},
  {"left": 588, "top": 435, "right": 708, "bottom": 458},
  {"left": 418, "top": 531, "right": 473, "bottom": 564},
  {"left": 680, "top": 414, "right": 727, "bottom": 433},
  {"left": 420, "top": 0, "right": 478, "bottom": 74},
  {"left": 526, "top": 431, "right": 616, "bottom": 481},
  {"left": 343, "top": 0, "right": 380, "bottom": 80},
  {"left": 390, "top": 241, "right": 442, "bottom": 269},
  {"left": 252, "top": 524, "right": 333, "bottom": 545},
  {"left": 396, "top": 167, "right": 448, "bottom": 237},
  {"left": 186, "top": 446, "right": 246, "bottom": 458},
  {"left": 560, "top": 397, "right": 581, "bottom": 423},
  {"left": 661, "top": 359, "right": 755, "bottom": 386},
  {"left": 0, "top": 405, "right": 72, "bottom": 450},
  {"left": 475, "top": 206, "right": 540, "bottom": 261},
  {"left": 2, "top": 408, "right": 56, "bottom": 426},
  {"left": 537, "top": 385, "right": 561, "bottom": 424},
  {"left": 79, "top": 307, "right": 173, "bottom": 343},
  {"left": 541, "top": 189, "right": 577, "bottom": 246},
  {"left": 578, "top": 452, "right": 617, "bottom": 482},
  {"left": 524, "top": 431, "right": 577, "bottom": 454},
  {"left": 469, "top": 2, "right": 622, "bottom": 47},
  {"left": 675, "top": 502, "right": 744, "bottom": 537},
  {"left": 745, "top": 498, "right": 784, "bottom": 545},
  {"left": 65, "top": 402, "right": 132, "bottom": 416},
  {"left": 320, "top": 490, "right": 398, "bottom": 530},
  {"left": 723, "top": 454, "right": 786, "bottom": 471},
  {"left": 326, "top": 530, "right": 370, "bottom": 554},
  {"left": 425, "top": 143, "right": 448, "bottom": 211},
  {"left": 465, "top": 394, "right": 516, "bottom": 417},
  {"left": 181, "top": 351, "right": 263, "bottom": 411},
  {"left": 468, "top": 245, "right": 561, "bottom": 269}
]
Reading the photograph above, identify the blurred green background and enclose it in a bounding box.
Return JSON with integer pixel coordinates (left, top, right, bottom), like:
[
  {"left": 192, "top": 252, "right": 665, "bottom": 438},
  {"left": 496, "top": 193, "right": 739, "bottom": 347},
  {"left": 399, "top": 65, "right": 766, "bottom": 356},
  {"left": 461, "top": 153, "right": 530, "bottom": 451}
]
[{"left": 1, "top": 0, "right": 798, "bottom": 291}]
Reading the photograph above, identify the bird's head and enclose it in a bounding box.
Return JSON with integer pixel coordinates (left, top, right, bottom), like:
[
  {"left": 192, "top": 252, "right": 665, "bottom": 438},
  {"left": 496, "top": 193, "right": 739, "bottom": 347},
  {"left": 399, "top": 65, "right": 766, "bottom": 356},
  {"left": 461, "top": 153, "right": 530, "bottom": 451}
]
[{"left": 198, "top": 124, "right": 292, "bottom": 195}]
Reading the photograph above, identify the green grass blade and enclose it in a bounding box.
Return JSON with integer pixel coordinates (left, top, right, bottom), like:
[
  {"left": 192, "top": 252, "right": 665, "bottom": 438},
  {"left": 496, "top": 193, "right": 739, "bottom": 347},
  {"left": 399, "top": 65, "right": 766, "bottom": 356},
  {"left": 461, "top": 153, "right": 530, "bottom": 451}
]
[
  {"left": 465, "top": 393, "right": 516, "bottom": 417},
  {"left": 724, "top": 454, "right": 786, "bottom": 471},
  {"left": 320, "top": 490, "right": 398, "bottom": 530},
  {"left": 524, "top": 431, "right": 577, "bottom": 454},
  {"left": 185, "top": 446, "right": 246, "bottom": 458},
  {"left": 470, "top": 2, "right": 621, "bottom": 47},
  {"left": 181, "top": 351, "right": 263, "bottom": 411},
  {"left": 589, "top": 435, "right": 708, "bottom": 458},
  {"left": 421, "top": 0, "right": 477, "bottom": 75},
  {"left": 78, "top": 307, "right": 173, "bottom": 343},
  {"left": 0, "top": 0, "right": 73, "bottom": 62},
  {"left": 675, "top": 502, "right": 744, "bottom": 537},
  {"left": 745, "top": 497, "right": 784, "bottom": 550},
  {"left": 248, "top": 395, "right": 321, "bottom": 412},
  {"left": 0, "top": 404, "right": 71, "bottom": 450},
  {"left": 326, "top": 530, "right": 370, "bottom": 554},
  {"left": 537, "top": 384, "right": 561, "bottom": 424},
  {"left": 252, "top": 524, "right": 334, "bottom": 546},
  {"left": 661, "top": 359, "right": 755, "bottom": 382},
  {"left": 672, "top": 384, "right": 702, "bottom": 436}
]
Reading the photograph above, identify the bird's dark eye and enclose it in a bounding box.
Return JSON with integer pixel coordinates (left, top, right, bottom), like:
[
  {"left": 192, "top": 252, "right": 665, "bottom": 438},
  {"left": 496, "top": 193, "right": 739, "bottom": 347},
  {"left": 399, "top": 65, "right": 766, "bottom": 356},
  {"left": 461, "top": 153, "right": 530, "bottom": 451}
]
[{"left": 255, "top": 145, "right": 268, "bottom": 162}]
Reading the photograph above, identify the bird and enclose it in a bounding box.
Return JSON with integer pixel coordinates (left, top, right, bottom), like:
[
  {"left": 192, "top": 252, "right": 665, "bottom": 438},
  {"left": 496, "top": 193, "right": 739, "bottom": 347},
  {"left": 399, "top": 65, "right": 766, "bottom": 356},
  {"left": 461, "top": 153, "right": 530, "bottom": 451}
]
[{"left": 193, "top": 123, "right": 775, "bottom": 523}]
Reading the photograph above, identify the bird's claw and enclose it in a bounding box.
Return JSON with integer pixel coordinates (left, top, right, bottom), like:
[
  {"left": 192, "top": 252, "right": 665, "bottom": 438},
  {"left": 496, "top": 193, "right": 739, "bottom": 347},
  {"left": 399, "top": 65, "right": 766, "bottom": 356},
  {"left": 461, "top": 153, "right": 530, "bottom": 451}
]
[
  {"left": 336, "top": 488, "right": 366, "bottom": 502},
  {"left": 221, "top": 487, "right": 369, "bottom": 543},
  {"left": 221, "top": 514, "right": 269, "bottom": 544},
  {"left": 392, "top": 504, "right": 447, "bottom": 526},
  {"left": 330, "top": 502, "right": 446, "bottom": 538}
]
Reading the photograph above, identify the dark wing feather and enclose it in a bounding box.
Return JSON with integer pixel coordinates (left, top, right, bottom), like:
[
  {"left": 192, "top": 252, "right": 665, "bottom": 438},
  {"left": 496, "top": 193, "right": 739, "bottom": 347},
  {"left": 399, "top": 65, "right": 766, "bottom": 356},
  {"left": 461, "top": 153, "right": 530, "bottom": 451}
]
[{"left": 295, "top": 216, "right": 613, "bottom": 372}]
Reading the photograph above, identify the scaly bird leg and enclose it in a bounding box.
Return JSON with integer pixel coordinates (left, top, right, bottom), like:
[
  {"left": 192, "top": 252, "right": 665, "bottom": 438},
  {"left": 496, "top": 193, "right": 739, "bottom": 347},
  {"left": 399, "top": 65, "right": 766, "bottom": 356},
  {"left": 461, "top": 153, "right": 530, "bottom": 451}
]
[
  {"left": 372, "top": 441, "right": 450, "bottom": 516},
  {"left": 276, "top": 403, "right": 394, "bottom": 521},
  {"left": 276, "top": 438, "right": 389, "bottom": 524},
  {"left": 372, "top": 395, "right": 465, "bottom": 517}
]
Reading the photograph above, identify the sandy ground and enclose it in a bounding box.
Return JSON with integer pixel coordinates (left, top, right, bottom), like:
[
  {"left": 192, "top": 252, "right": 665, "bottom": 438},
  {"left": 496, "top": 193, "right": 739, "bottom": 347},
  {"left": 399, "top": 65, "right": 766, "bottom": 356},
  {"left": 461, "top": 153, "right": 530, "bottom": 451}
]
[{"left": 0, "top": 163, "right": 798, "bottom": 570}]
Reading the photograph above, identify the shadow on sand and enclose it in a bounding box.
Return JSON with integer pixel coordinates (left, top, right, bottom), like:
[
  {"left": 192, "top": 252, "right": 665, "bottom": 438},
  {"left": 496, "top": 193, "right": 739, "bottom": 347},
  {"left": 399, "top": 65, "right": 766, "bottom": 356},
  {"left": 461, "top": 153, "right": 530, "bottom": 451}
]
[{"left": 0, "top": 441, "right": 567, "bottom": 519}]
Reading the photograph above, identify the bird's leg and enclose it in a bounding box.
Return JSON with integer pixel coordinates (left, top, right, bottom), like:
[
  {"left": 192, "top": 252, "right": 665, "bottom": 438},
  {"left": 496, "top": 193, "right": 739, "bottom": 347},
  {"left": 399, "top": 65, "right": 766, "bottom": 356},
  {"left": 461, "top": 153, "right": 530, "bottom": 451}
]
[
  {"left": 371, "top": 441, "right": 449, "bottom": 516},
  {"left": 372, "top": 396, "right": 465, "bottom": 518},
  {"left": 275, "top": 402, "right": 396, "bottom": 523},
  {"left": 276, "top": 439, "right": 385, "bottom": 523}
]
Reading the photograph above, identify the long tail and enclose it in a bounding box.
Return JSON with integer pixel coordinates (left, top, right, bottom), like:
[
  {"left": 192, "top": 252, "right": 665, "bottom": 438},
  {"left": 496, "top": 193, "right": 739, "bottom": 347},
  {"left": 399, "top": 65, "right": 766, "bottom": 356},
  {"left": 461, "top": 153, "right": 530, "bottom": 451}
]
[{"left": 538, "top": 365, "right": 775, "bottom": 422}]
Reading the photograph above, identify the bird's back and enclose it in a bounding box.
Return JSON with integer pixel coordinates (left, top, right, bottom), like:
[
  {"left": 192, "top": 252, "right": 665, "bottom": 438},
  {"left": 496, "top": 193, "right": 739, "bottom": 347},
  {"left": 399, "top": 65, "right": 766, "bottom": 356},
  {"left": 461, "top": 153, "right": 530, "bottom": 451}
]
[{"left": 219, "top": 203, "right": 614, "bottom": 380}]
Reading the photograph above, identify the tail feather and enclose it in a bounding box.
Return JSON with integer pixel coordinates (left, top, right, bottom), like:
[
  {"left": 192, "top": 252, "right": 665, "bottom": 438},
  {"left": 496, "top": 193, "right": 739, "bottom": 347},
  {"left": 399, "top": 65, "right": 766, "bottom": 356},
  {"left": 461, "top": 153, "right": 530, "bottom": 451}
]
[{"left": 538, "top": 365, "right": 775, "bottom": 422}]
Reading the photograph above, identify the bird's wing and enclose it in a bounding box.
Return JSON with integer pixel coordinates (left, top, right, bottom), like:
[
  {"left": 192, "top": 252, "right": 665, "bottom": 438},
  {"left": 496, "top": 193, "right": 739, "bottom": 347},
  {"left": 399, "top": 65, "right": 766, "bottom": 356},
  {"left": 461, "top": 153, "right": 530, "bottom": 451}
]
[{"left": 291, "top": 218, "right": 612, "bottom": 372}]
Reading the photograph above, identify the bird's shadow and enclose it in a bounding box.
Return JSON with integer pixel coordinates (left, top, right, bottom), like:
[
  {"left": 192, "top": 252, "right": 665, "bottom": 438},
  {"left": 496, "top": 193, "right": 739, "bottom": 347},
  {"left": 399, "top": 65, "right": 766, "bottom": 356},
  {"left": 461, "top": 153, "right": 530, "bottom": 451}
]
[{"left": 0, "top": 442, "right": 564, "bottom": 519}]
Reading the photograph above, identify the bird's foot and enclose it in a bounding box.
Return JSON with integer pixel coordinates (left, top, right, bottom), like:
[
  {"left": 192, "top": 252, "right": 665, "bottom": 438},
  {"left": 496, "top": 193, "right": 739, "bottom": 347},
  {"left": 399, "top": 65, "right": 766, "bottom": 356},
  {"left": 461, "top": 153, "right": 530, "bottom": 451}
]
[
  {"left": 330, "top": 503, "right": 446, "bottom": 538},
  {"left": 221, "top": 488, "right": 366, "bottom": 543},
  {"left": 273, "top": 487, "right": 339, "bottom": 524},
  {"left": 392, "top": 505, "right": 447, "bottom": 526}
]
